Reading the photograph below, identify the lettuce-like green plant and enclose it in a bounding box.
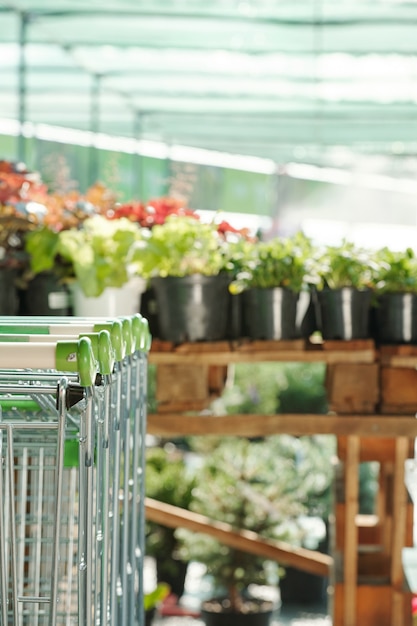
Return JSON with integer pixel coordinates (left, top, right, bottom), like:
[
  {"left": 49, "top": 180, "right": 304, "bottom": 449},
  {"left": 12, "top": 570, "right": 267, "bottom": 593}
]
[
  {"left": 135, "top": 215, "right": 231, "bottom": 279},
  {"left": 229, "top": 232, "right": 313, "bottom": 294},
  {"left": 25, "top": 215, "right": 144, "bottom": 297},
  {"left": 311, "top": 240, "right": 377, "bottom": 291},
  {"left": 372, "top": 246, "right": 417, "bottom": 294}
]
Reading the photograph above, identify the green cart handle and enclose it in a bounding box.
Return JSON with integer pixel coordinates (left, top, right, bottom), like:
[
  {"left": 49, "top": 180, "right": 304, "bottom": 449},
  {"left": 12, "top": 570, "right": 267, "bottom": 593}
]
[
  {"left": 0, "top": 337, "right": 97, "bottom": 386},
  {"left": 56, "top": 337, "right": 97, "bottom": 386},
  {"left": 93, "top": 320, "right": 124, "bottom": 362},
  {"left": 132, "top": 314, "right": 152, "bottom": 352}
]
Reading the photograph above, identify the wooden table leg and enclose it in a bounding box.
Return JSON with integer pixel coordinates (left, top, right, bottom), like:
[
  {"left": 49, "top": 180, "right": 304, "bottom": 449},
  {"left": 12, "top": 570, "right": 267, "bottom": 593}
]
[
  {"left": 391, "top": 437, "right": 410, "bottom": 626},
  {"left": 343, "top": 435, "right": 360, "bottom": 626}
]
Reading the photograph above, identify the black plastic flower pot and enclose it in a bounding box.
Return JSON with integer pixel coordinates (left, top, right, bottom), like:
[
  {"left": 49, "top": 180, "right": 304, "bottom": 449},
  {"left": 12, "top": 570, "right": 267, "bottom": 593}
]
[
  {"left": 19, "top": 272, "right": 71, "bottom": 316},
  {"left": 151, "top": 274, "right": 231, "bottom": 343},
  {"left": 145, "top": 608, "right": 156, "bottom": 626},
  {"left": 140, "top": 286, "right": 161, "bottom": 338},
  {"left": 313, "top": 287, "right": 372, "bottom": 341},
  {"left": 0, "top": 268, "right": 19, "bottom": 315},
  {"left": 374, "top": 292, "right": 417, "bottom": 344},
  {"left": 155, "top": 556, "right": 188, "bottom": 599},
  {"left": 226, "top": 292, "right": 243, "bottom": 340},
  {"left": 242, "top": 287, "right": 300, "bottom": 340}
]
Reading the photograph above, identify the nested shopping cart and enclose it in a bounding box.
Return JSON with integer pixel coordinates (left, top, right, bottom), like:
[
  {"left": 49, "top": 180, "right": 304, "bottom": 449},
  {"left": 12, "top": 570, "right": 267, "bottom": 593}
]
[{"left": 0, "top": 314, "right": 151, "bottom": 626}]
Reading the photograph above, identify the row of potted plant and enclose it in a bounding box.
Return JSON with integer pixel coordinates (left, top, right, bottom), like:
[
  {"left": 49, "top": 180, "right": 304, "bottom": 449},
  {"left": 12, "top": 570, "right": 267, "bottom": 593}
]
[
  {"left": 1, "top": 159, "right": 417, "bottom": 343},
  {"left": 136, "top": 222, "right": 417, "bottom": 344}
]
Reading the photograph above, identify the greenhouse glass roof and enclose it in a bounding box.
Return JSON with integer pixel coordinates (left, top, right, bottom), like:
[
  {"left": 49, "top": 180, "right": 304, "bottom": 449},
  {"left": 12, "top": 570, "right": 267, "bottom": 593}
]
[{"left": 1, "top": 0, "right": 417, "bottom": 170}]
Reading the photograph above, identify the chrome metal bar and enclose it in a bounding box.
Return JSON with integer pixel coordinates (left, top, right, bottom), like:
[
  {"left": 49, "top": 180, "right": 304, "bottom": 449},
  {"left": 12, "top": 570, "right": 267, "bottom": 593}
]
[{"left": 49, "top": 378, "right": 69, "bottom": 626}]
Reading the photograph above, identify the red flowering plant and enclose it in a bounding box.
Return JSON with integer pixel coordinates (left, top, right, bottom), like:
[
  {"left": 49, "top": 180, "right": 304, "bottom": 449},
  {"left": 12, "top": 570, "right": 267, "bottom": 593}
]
[
  {"left": 0, "top": 160, "right": 51, "bottom": 269},
  {"left": 108, "top": 195, "right": 197, "bottom": 228},
  {"left": 214, "top": 217, "right": 258, "bottom": 286}
]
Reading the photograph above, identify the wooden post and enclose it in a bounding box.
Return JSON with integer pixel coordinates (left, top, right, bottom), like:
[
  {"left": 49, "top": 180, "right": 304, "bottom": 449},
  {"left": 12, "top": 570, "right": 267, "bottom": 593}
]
[
  {"left": 343, "top": 435, "right": 360, "bottom": 626},
  {"left": 391, "top": 437, "right": 410, "bottom": 626}
]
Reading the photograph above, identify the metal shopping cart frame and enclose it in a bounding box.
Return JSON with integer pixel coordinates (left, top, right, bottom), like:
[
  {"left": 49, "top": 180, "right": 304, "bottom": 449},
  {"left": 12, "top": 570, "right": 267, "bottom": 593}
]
[{"left": 0, "top": 314, "right": 151, "bottom": 626}]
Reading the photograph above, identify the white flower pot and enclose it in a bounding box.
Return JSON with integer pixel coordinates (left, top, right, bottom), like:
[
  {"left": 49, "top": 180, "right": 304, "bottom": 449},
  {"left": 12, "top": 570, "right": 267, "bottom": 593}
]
[{"left": 71, "top": 277, "right": 146, "bottom": 318}]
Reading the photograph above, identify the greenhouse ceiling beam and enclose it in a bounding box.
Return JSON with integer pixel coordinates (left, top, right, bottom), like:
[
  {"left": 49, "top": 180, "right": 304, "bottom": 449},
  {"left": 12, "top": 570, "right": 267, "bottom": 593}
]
[
  {"left": 17, "top": 10, "right": 28, "bottom": 162},
  {"left": 5, "top": 6, "right": 417, "bottom": 28},
  {"left": 88, "top": 73, "right": 101, "bottom": 186}
]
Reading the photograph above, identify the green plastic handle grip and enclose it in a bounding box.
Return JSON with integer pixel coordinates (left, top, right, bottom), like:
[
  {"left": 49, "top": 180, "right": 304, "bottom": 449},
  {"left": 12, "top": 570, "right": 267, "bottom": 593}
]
[
  {"left": 98, "top": 329, "right": 115, "bottom": 375},
  {"left": 94, "top": 320, "right": 124, "bottom": 362},
  {"left": 121, "top": 317, "right": 133, "bottom": 356},
  {"left": 55, "top": 337, "right": 97, "bottom": 386},
  {"left": 133, "top": 314, "right": 152, "bottom": 352},
  {"left": 77, "top": 337, "right": 98, "bottom": 387}
]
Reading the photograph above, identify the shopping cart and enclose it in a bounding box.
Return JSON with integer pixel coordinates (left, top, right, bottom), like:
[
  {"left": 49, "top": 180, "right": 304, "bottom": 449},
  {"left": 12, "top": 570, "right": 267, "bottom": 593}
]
[{"left": 0, "top": 314, "right": 151, "bottom": 626}]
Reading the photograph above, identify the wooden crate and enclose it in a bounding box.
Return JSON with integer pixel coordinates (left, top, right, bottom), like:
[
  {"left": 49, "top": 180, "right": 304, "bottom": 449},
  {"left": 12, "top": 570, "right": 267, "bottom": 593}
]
[
  {"left": 155, "top": 363, "right": 229, "bottom": 412},
  {"left": 380, "top": 366, "right": 417, "bottom": 413},
  {"left": 326, "top": 363, "right": 379, "bottom": 413}
]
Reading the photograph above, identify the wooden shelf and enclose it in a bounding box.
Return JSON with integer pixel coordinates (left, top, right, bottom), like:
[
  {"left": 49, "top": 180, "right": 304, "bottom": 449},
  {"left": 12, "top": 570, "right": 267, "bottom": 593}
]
[
  {"left": 149, "top": 338, "right": 376, "bottom": 365},
  {"left": 147, "top": 338, "right": 417, "bottom": 626},
  {"left": 147, "top": 412, "right": 417, "bottom": 438}
]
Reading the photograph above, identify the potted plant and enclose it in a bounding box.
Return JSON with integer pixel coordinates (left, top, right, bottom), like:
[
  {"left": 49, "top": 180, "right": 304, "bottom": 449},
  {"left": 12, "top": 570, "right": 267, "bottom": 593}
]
[
  {"left": 0, "top": 159, "right": 53, "bottom": 314},
  {"left": 109, "top": 195, "right": 197, "bottom": 228},
  {"left": 144, "top": 582, "right": 170, "bottom": 626},
  {"left": 137, "top": 214, "right": 235, "bottom": 342},
  {"left": 229, "top": 232, "right": 314, "bottom": 340},
  {"left": 25, "top": 214, "right": 146, "bottom": 316},
  {"left": 176, "top": 437, "right": 305, "bottom": 626},
  {"left": 309, "top": 239, "right": 377, "bottom": 340},
  {"left": 371, "top": 246, "right": 417, "bottom": 343},
  {"left": 145, "top": 445, "right": 196, "bottom": 599}
]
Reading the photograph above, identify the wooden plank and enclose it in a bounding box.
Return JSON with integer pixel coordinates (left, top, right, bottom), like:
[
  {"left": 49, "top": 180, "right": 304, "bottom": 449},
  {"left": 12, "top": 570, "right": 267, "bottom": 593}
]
[
  {"left": 391, "top": 438, "right": 409, "bottom": 588},
  {"left": 334, "top": 584, "right": 393, "bottom": 626},
  {"left": 381, "top": 356, "right": 417, "bottom": 368},
  {"left": 337, "top": 436, "right": 415, "bottom": 462},
  {"left": 323, "top": 339, "right": 375, "bottom": 351},
  {"left": 148, "top": 347, "right": 376, "bottom": 365},
  {"left": 236, "top": 339, "right": 306, "bottom": 352},
  {"left": 380, "top": 344, "right": 417, "bottom": 368},
  {"left": 343, "top": 435, "right": 360, "bottom": 626},
  {"left": 147, "top": 413, "right": 417, "bottom": 438},
  {"left": 378, "top": 463, "right": 394, "bottom": 557},
  {"left": 156, "top": 400, "right": 211, "bottom": 413},
  {"left": 145, "top": 497, "right": 332, "bottom": 577}
]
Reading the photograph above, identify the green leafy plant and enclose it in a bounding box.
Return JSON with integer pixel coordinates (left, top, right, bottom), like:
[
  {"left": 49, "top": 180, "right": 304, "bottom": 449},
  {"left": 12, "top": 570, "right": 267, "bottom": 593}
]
[
  {"left": 24, "top": 226, "right": 71, "bottom": 281},
  {"left": 229, "top": 232, "right": 313, "bottom": 294},
  {"left": 145, "top": 445, "right": 196, "bottom": 596},
  {"left": 25, "top": 215, "right": 144, "bottom": 297},
  {"left": 136, "top": 215, "right": 232, "bottom": 279},
  {"left": 311, "top": 239, "right": 377, "bottom": 291},
  {"left": 176, "top": 437, "right": 305, "bottom": 614},
  {"left": 144, "top": 582, "right": 170, "bottom": 612},
  {"left": 372, "top": 246, "right": 417, "bottom": 294}
]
